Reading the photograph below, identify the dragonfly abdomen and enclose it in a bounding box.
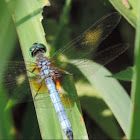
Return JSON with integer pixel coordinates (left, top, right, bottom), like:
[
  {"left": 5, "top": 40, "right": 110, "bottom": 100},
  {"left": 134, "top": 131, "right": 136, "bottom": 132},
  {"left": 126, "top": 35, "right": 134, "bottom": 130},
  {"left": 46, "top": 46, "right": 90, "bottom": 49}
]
[{"left": 45, "top": 77, "right": 73, "bottom": 140}]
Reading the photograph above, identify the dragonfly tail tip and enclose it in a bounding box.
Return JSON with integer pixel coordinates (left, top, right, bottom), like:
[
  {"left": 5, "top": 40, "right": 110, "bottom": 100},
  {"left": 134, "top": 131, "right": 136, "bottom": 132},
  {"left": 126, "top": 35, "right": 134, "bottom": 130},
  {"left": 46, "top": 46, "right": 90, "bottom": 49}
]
[{"left": 66, "top": 129, "right": 73, "bottom": 140}]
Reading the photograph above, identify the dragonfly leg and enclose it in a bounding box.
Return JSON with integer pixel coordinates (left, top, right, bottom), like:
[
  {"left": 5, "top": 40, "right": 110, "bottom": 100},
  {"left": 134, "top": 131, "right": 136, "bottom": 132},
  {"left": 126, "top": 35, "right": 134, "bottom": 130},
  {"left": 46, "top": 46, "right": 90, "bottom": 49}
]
[
  {"left": 55, "top": 69, "right": 73, "bottom": 77},
  {"left": 34, "top": 81, "right": 43, "bottom": 99},
  {"left": 27, "top": 69, "right": 39, "bottom": 76},
  {"left": 31, "top": 67, "right": 36, "bottom": 73}
]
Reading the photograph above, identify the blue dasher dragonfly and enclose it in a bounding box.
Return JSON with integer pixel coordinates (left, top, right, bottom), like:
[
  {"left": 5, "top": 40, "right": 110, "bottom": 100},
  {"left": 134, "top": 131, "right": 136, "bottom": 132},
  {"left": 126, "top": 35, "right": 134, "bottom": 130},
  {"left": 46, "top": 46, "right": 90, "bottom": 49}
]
[{"left": 0, "top": 12, "right": 129, "bottom": 139}]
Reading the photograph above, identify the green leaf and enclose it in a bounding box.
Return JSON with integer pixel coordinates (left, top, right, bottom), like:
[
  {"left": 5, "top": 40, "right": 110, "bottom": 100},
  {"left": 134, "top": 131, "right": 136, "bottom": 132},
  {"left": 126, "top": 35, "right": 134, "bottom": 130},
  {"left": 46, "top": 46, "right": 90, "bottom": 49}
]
[
  {"left": 129, "top": 0, "right": 140, "bottom": 138},
  {"left": 74, "top": 60, "right": 132, "bottom": 138},
  {"left": 0, "top": 0, "right": 17, "bottom": 139},
  {"left": 50, "top": 0, "right": 71, "bottom": 55},
  {"left": 22, "top": 103, "right": 41, "bottom": 139},
  {"left": 109, "top": 67, "right": 134, "bottom": 81},
  {"left": 5, "top": 0, "right": 88, "bottom": 139},
  {"left": 76, "top": 82, "right": 122, "bottom": 139},
  {"left": 109, "top": 0, "right": 138, "bottom": 28}
]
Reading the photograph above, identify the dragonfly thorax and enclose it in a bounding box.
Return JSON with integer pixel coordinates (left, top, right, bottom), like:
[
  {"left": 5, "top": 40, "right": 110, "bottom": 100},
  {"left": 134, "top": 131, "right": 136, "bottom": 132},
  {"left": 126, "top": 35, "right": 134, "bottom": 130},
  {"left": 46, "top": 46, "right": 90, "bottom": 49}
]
[{"left": 37, "top": 56, "right": 55, "bottom": 79}]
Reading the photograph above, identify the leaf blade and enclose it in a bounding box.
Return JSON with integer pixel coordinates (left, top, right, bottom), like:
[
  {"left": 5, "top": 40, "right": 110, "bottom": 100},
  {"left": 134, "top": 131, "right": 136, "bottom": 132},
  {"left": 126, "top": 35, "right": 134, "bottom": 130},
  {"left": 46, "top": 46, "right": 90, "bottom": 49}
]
[
  {"left": 129, "top": 0, "right": 140, "bottom": 138},
  {"left": 74, "top": 60, "right": 132, "bottom": 137},
  {"left": 109, "top": 0, "right": 137, "bottom": 28},
  {"left": 5, "top": 0, "right": 88, "bottom": 139}
]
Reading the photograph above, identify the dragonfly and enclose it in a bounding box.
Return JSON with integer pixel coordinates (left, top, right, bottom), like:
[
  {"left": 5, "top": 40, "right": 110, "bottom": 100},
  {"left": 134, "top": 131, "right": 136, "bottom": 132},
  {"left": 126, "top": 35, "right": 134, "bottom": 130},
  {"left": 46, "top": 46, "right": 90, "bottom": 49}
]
[{"left": 0, "top": 12, "right": 129, "bottom": 140}]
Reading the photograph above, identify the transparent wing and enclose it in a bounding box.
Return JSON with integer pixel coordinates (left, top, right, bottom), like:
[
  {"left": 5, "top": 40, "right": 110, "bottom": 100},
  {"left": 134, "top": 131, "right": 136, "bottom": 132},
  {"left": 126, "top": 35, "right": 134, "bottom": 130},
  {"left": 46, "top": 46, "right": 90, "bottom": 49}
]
[
  {"left": 0, "top": 61, "right": 76, "bottom": 109},
  {"left": 0, "top": 61, "right": 40, "bottom": 105},
  {"left": 50, "top": 12, "right": 129, "bottom": 77},
  {"left": 69, "top": 43, "right": 129, "bottom": 77},
  {"left": 51, "top": 12, "right": 121, "bottom": 67},
  {"left": 0, "top": 12, "right": 128, "bottom": 109}
]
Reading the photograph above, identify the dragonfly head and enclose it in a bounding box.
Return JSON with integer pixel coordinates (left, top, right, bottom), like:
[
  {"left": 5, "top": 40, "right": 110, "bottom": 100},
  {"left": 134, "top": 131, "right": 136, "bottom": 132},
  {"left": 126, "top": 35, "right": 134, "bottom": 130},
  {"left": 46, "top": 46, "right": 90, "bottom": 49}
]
[{"left": 29, "top": 43, "right": 47, "bottom": 57}]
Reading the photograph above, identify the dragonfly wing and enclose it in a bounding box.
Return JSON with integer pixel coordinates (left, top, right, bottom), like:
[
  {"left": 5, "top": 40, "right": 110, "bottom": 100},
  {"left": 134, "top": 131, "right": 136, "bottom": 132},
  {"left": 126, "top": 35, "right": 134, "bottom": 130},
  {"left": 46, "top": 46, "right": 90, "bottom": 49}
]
[
  {"left": 0, "top": 61, "right": 38, "bottom": 91},
  {"left": 0, "top": 61, "right": 76, "bottom": 110},
  {"left": 69, "top": 43, "right": 129, "bottom": 77},
  {"left": 0, "top": 61, "right": 48, "bottom": 106},
  {"left": 51, "top": 12, "right": 121, "bottom": 68}
]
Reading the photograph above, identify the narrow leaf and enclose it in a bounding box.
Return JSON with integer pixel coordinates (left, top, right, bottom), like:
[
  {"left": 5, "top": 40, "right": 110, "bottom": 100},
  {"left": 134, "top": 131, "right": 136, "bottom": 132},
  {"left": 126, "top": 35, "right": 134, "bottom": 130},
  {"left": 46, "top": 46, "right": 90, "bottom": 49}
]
[
  {"left": 5, "top": 0, "right": 88, "bottom": 139},
  {"left": 76, "top": 82, "right": 122, "bottom": 139},
  {"left": 0, "top": 0, "right": 17, "bottom": 139},
  {"left": 109, "top": 66, "right": 134, "bottom": 81},
  {"left": 109, "top": 0, "right": 138, "bottom": 28},
  {"left": 129, "top": 0, "right": 140, "bottom": 138},
  {"left": 74, "top": 60, "right": 132, "bottom": 137}
]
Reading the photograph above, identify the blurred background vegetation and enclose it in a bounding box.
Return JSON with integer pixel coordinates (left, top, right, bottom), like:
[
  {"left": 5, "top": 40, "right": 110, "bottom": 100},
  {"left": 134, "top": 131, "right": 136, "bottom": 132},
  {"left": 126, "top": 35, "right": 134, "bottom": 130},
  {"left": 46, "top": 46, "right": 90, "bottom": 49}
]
[{"left": 0, "top": 0, "right": 135, "bottom": 139}]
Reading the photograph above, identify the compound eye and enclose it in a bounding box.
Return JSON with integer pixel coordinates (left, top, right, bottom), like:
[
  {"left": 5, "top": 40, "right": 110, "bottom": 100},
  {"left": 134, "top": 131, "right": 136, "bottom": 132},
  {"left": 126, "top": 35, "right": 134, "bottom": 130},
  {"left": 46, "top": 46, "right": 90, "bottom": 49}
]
[{"left": 29, "top": 43, "right": 47, "bottom": 57}]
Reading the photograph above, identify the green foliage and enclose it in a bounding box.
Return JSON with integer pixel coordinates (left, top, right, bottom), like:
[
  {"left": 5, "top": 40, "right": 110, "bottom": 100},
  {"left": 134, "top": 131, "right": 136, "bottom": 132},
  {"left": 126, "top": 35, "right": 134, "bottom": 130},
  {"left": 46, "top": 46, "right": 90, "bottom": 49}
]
[
  {"left": 129, "top": 0, "right": 140, "bottom": 138},
  {"left": 109, "top": 0, "right": 137, "bottom": 28},
  {"left": 0, "top": 0, "right": 17, "bottom": 139},
  {"left": 0, "top": 0, "right": 138, "bottom": 139},
  {"left": 77, "top": 81, "right": 122, "bottom": 139},
  {"left": 75, "top": 61, "right": 132, "bottom": 138},
  {"left": 22, "top": 103, "right": 41, "bottom": 139},
  {"left": 110, "top": 67, "right": 134, "bottom": 81},
  {"left": 2, "top": 0, "right": 88, "bottom": 139}
]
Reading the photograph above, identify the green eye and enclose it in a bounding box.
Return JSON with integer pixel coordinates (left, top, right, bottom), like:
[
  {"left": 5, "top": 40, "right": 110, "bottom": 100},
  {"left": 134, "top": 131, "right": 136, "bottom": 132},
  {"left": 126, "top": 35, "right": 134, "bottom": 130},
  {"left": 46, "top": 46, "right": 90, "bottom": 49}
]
[{"left": 29, "top": 43, "right": 47, "bottom": 57}]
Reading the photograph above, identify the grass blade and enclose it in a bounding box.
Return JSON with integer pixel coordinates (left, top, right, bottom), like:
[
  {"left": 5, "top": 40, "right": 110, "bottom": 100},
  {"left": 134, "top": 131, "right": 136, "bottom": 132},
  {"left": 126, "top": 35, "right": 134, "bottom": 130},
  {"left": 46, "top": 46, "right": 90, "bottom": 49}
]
[
  {"left": 5, "top": 0, "right": 88, "bottom": 139},
  {"left": 76, "top": 82, "right": 122, "bottom": 139},
  {"left": 129, "top": 0, "right": 140, "bottom": 138},
  {"left": 0, "top": 0, "right": 17, "bottom": 139},
  {"left": 75, "top": 60, "right": 132, "bottom": 137},
  {"left": 109, "top": 0, "right": 137, "bottom": 28},
  {"left": 109, "top": 67, "right": 134, "bottom": 81}
]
